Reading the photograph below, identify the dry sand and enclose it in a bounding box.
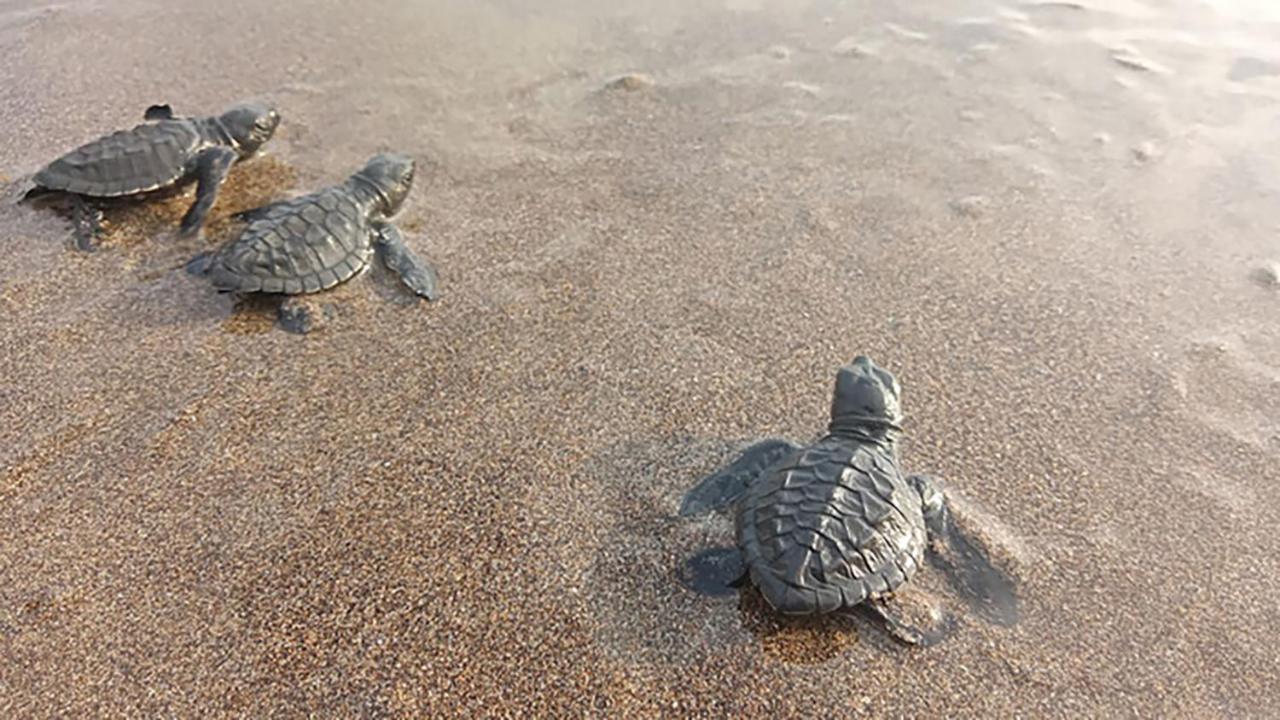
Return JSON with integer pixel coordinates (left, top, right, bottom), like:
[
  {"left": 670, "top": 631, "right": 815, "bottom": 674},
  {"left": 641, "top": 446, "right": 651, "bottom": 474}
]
[{"left": 2, "top": 0, "right": 1279, "bottom": 716}]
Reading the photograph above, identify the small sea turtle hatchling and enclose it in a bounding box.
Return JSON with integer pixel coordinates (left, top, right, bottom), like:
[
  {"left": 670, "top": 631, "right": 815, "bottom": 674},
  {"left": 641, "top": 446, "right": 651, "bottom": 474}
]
[
  {"left": 679, "top": 356, "right": 959, "bottom": 646},
  {"left": 198, "top": 153, "right": 439, "bottom": 329},
  {"left": 23, "top": 101, "right": 280, "bottom": 251}
]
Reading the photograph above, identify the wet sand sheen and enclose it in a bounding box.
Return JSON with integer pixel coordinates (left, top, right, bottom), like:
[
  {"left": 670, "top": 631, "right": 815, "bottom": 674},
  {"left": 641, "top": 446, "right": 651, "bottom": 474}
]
[{"left": 1, "top": 0, "right": 1279, "bottom": 717}]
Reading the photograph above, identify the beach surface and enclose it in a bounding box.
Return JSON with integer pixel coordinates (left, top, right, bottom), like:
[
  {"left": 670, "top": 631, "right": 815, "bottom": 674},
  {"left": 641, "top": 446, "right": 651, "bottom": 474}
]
[{"left": 1, "top": 0, "right": 1279, "bottom": 716}]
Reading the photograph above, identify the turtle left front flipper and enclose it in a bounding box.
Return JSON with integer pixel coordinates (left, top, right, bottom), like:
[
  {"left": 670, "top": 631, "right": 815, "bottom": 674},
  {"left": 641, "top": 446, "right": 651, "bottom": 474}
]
[
  {"left": 374, "top": 222, "right": 440, "bottom": 300},
  {"left": 179, "top": 146, "right": 238, "bottom": 237},
  {"left": 679, "top": 438, "right": 799, "bottom": 518}
]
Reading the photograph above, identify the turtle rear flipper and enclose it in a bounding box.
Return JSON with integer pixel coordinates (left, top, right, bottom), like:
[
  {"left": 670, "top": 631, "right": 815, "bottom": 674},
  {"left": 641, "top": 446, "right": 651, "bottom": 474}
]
[
  {"left": 18, "top": 187, "right": 101, "bottom": 251},
  {"left": 70, "top": 194, "right": 103, "bottom": 252},
  {"left": 375, "top": 222, "right": 440, "bottom": 301},
  {"left": 679, "top": 438, "right": 799, "bottom": 517},
  {"left": 856, "top": 599, "right": 954, "bottom": 648}
]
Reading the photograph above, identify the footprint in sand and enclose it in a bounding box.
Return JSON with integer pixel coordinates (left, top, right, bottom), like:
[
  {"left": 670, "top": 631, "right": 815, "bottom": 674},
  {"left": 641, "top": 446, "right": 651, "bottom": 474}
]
[{"left": 1174, "top": 332, "right": 1280, "bottom": 450}]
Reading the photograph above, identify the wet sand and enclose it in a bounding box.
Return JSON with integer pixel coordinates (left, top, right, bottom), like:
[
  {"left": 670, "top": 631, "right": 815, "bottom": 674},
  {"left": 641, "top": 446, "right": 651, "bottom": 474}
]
[{"left": 2, "top": 0, "right": 1279, "bottom": 716}]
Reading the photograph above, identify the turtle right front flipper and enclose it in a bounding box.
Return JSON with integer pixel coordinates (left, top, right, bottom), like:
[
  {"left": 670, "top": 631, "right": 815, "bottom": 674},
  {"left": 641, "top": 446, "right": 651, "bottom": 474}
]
[
  {"left": 907, "top": 473, "right": 949, "bottom": 540},
  {"left": 179, "top": 146, "right": 238, "bottom": 237},
  {"left": 678, "top": 438, "right": 799, "bottom": 517},
  {"left": 374, "top": 222, "right": 440, "bottom": 301}
]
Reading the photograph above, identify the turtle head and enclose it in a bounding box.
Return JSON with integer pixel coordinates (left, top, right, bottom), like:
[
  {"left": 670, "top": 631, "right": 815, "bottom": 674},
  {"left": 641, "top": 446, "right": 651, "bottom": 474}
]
[
  {"left": 219, "top": 102, "right": 280, "bottom": 156},
  {"left": 828, "top": 355, "right": 903, "bottom": 439},
  {"left": 353, "top": 153, "right": 416, "bottom": 215}
]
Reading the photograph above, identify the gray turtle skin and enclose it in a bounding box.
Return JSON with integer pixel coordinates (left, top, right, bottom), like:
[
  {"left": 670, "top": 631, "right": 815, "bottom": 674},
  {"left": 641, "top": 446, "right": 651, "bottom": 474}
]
[
  {"left": 205, "top": 153, "right": 439, "bottom": 301},
  {"left": 24, "top": 101, "right": 280, "bottom": 251},
  {"left": 680, "top": 356, "right": 950, "bottom": 646}
]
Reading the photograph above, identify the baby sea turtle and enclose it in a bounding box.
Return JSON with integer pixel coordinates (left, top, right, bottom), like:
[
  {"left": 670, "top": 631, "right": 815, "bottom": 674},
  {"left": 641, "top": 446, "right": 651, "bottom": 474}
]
[
  {"left": 23, "top": 101, "right": 280, "bottom": 251},
  {"left": 679, "top": 356, "right": 957, "bottom": 646},
  {"left": 197, "top": 153, "right": 439, "bottom": 331}
]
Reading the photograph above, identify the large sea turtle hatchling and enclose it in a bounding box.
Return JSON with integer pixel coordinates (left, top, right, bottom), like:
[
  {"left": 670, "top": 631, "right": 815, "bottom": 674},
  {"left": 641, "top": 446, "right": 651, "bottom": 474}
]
[
  {"left": 22, "top": 101, "right": 280, "bottom": 251},
  {"left": 200, "top": 153, "right": 439, "bottom": 320},
  {"left": 679, "top": 356, "right": 956, "bottom": 646}
]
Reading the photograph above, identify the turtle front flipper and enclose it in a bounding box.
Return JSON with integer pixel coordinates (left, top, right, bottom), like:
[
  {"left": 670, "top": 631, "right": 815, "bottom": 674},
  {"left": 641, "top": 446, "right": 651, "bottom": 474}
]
[
  {"left": 678, "top": 438, "right": 799, "bottom": 517},
  {"left": 70, "top": 194, "right": 103, "bottom": 252},
  {"left": 178, "top": 146, "right": 238, "bottom": 237},
  {"left": 374, "top": 222, "right": 440, "bottom": 301},
  {"left": 856, "top": 599, "right": 954, "bottom": 648},
  {"left": 907, "top": 473, "right": 949, "bottom": 540}
]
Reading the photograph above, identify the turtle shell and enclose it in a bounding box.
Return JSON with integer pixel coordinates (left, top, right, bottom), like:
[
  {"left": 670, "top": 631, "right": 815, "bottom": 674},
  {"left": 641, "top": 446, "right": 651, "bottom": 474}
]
[
  {"left": 34, "top": 119, "right": 203, "bottom": 198},
  {"left": 208, "top": 187, "right": 373, "bottom": 295},
  {"left": 736, "top": 439, "right": 927, "bottom": 615}
]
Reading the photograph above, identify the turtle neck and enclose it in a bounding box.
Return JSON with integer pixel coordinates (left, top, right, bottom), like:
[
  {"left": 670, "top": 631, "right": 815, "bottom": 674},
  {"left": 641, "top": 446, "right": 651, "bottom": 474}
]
[{"left": 825, "top": 413, "right": 901, "bottom": 450}]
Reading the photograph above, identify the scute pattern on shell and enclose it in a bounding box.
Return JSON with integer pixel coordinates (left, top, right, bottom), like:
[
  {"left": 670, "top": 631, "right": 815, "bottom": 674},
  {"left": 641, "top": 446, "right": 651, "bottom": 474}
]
[
  {"left": 209, "top": 187, "right": 373, "bottom": 295},
  {"left": 736, "top": 440, "right": 927, "bottom": 615},
  {"left": 34, "top": 120, "right": 201, "bottom": 197}
]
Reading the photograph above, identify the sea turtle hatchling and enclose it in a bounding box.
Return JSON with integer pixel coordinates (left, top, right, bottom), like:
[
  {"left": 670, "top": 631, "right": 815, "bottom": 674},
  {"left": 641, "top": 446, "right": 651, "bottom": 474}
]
[
  {"left": 22, "top": 101, "right": 280, "bottom": 251},
  {"left": 679, "top": 356, "right": 961, "bottom": 646},
  {"left": 197, "top": 153, "right": 439, "bottom": 330}
]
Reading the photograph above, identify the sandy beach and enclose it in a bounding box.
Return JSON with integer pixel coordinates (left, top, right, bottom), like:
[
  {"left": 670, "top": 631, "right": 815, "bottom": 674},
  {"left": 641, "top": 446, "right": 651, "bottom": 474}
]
[{"left": 1, "top": 0, "right": 1278, "bottom": 716}]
